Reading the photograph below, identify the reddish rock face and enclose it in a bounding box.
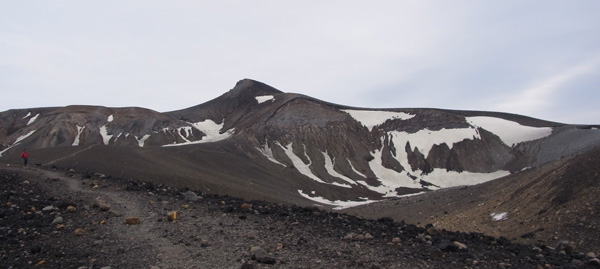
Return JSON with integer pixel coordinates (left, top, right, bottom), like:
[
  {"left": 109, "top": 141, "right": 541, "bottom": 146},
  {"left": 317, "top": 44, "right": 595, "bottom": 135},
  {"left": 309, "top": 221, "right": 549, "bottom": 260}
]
[{"left": 1, "top": 79, "right": 599, "bottom": 207}]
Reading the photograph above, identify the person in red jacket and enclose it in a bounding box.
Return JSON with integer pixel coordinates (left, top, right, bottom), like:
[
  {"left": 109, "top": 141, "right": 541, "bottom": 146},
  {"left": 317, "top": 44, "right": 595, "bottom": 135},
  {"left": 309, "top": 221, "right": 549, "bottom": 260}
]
[{"left": 21, "top": 150, "right": 29, "bottom": 167}]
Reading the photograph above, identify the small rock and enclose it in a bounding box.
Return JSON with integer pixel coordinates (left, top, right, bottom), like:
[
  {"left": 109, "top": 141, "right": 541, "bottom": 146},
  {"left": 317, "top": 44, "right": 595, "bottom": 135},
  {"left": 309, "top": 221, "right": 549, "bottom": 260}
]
[
  {"left": 256, "top": 257, "right": 276, "bottom": 265},
  {"left": 250, "top": 246, "right": 266, "bottom": 259},
  {"left": 498, "top": 262, "right": 511, "bottom": 268},
  {"left": 391, "top": 237, "right": 401, "bottom": 244},
  {"left": 240, "top": 262, "right": 256, "bottom": 269},
  {"left": 42, "top": 206, "right": 56, "bottom": 212},
  {"left": 588, "top": 258, "right": 600, "bottom": 266},
  {"left": 181, "top": 204, "right": 190, "bottom": 209},
  {"left": 343, "top": 233, "right": 356, "bottom": 240},
  {"left": 182, "top": 191, "right": 199, "bottom": 202},
  {"left": 364, "top": 233, "right": 374, "bottom": 240},
  {"left": 241, "top": 203, "right": 253, "bottom": 209},
  {"left": 99, "top": 220, "right": 107, "bottom": 225},
  {"left": 587, "top": 252, "right": 597, "bottom": 258},
  {"left": 100, "top": 267, "right": 112, "bottom": 269},
  {"left": 557, "top": 240, "right": 575, "bottom": 254},
  {"left": 52, "top": 216, "right": 64, "bottom": 224},
  {"left": 571, "top": 259, "right": 584, "bottom": 267},
  {"left": 74, "top": 228, "right": 85, "bottom": 236},
  {"left": 66, "top": 205, "right": 77, "bottom": 212},
  {"left": 167, "top": 211, "right": 178, "bottom": 221},
  {"left": 125, "top": 217, "right": 141, "bottom": 225},
  {"left": 94, "top": 197, "right": 111, "bottom": 211},
  {"left": 452, "top": 241, "right": 468, "bottom": 250}
]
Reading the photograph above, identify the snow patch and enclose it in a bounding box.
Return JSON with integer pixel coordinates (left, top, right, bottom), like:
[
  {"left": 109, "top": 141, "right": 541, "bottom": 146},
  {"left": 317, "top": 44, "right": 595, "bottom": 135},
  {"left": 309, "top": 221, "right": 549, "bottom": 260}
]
[
  {"left": 256, "top": 144, "right": 287, "bottom": 167},
  {"left": 466, "top": 116, "right": 552, "bottom": 146},
  {"left": 342, "top": 109, "right": 415, "bottom": 131},
  {"left": 490, "top": 212, "right": 508, "bottom": 221},
  {"left": 107, "top": 115, "right": 114, "bottom": 122},
  {"left": 27, "top": 113, "right": 40, "bottom": 125},
  {"left": 421, "top": 169, "right": 510, "bottom": 189},
  {"left": 163, "top": 119, "right": 234, "bottom": 147},
  {"left": 297, "top": 190, "right": 377, "bottom": 210},
  {"left": 389, "top": 128, "right": 480, "bottom": 160},
  {"left": 281, "top": 143, "right": 326, "bottom": 184},
  {"left": 367, "top": 147, "right": 422, "bottom": 196},
  {"left": 99, "top": 125, "right": 113, "bottom": 145},
  {"left": 72, "top": 125, "right": 85, "bottom": 146},
  {"left": 322, "top": 152, "right": 356, "bottom": 186},
  {"left": 0, "top": 130, "right": 37, "bottom": 157},
  {"left": 22, "top": 112, "right": 31, "bottom": 119},
  {"left": 255, "top": 95, "right": 275, "bottom": 104},
  {"left": 135, "top": 134, "right": 151, "bottom": 147}
]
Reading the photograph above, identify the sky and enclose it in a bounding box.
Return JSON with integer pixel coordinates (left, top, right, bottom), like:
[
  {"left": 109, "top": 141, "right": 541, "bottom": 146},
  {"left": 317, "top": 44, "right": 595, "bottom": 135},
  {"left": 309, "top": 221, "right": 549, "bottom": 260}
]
[{"left": 1, "top": 1, "right": 599, "bottom": 124}]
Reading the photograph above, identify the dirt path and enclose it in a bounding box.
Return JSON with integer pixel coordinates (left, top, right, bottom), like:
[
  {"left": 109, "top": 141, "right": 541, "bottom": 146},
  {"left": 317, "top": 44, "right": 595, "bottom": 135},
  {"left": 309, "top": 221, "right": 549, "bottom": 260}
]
[
  {"left": 2, "top": 165, "right": 594, "bottom": 269},
  {"left": 21, "top": 167, "right": 198, "bottom": 269}
]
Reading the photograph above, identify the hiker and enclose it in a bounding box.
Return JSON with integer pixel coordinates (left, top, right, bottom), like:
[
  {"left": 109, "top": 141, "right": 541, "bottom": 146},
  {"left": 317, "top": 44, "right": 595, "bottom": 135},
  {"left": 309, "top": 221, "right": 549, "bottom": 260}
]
[{"left": 21, "top": 150, "right": 29, "bottom": 166}]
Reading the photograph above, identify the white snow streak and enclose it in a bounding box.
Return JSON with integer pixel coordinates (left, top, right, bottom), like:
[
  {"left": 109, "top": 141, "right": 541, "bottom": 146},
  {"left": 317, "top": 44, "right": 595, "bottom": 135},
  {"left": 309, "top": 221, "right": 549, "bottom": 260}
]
[
  {"left": 490, "top": 212, "right": 508, "bottom": 221},
  {"left": 0, "top": 130, "right": 37, "bottom": 157},
  {"left": 466, "top": 116, "right": 553, "bottom": 146},
  {"left": 342, "top": 109, "right": 415, "bottom": 131},
  {"left": 281, "top": 143, "right": 326, "bottom": 184},
  {"left": 72, "top": 125, "right": 85, "bottom": 146},
  {"left": 322, "top": 152, "right": 356, "bottom": 186},
  {"left": 135, "top": 134, "right": 151, "bottom": 147},
  {"left": 22, "top": 112, "right": 31, "bottom": 119},
  {"left": 297, "top": 190, "right": 377, "bottom": 210},
  {"left": 256, "top": 143, "right": 287, "bottom": 167},
  {"left": 255, "top": 95, "right": 275, "bottom": 104},
  {"left": 107, "top": 115, "right": 114, "bottom": 122},
  {"left": 27, "top": 113, "right": 40, "bottom": 125},
  {"left": 348, "top": 160, "right": 367, "bottom": 178},
  {"left": 99, "top": 126, "right": 113, "bottom": 145}
]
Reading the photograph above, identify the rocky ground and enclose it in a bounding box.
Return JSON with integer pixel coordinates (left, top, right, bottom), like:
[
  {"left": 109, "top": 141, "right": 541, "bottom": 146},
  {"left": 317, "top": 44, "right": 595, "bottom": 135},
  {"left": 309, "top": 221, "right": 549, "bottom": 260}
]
[{"left": 1, "top": 165, "right": 600, "bottom": 268}]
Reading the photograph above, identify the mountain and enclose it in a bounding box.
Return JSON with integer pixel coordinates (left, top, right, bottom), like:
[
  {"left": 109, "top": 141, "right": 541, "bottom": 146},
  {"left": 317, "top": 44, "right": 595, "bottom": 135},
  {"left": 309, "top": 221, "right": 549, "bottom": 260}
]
[{"left": 1, "top": 79, "right": 600, "bottom": 208}]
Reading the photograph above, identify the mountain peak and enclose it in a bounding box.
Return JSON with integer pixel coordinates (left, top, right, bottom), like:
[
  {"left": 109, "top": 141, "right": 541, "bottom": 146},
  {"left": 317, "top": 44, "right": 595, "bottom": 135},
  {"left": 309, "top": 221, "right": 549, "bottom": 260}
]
[{"left": 225, "top": 79, "right": 283, "bottom": 98}]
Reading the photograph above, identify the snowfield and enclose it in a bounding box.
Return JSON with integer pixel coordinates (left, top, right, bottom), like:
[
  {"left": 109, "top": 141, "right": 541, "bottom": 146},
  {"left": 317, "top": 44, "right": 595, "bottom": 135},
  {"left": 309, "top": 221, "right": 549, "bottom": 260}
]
[
  {"left": 255, "top": 95, "right": 275, "bottom": 104},
  {"left": 342, "top": 109, "right": 415, "bottom": 131},
  {"left": 466, "top": 116, "right": 552, "bottom": 146},
  {"left": 297, "top": 190, "right": 377, "bottom": 210},
  {"left": 421, "top": 169, "right": 511, "bottom": 189},
  {"left": 163, "top": 119, "right": 234, "bottom": 147}
]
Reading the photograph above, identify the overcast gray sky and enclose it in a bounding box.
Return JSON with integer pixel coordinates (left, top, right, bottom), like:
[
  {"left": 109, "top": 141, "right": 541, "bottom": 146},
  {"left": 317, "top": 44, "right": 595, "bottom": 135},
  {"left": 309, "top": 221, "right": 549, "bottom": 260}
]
[{"left": 1, "top": 1, "right": 599, "bottom": 124}]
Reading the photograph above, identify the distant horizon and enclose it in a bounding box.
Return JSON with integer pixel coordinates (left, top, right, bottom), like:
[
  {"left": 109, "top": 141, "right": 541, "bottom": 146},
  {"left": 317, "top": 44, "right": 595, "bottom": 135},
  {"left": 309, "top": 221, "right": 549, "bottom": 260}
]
[{"left": 2, "top": 1, "right": 599, "bottom": 124}]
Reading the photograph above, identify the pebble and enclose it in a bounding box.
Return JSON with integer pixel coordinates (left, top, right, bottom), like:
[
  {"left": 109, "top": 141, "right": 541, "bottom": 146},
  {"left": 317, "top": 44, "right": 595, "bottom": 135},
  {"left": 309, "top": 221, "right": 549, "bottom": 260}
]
[
  {"left": 452, "top": 241, "right": 468, "bottom": 250},
  {"left": 74, "top": 228, "right": 85, "bottom": 236},
  {"left": 182, "top": 191, "right": 200, "bottom": 202},
  {"left": 52, "top": 216, "right": 64, "bottom": 224},
  {"left": 167, "top": 211, "right": 178, "bottom": 221},
  {"left": 587, "top": 252, "right": 597, "bottom": 258},
  {"left": 66, "top": 205, "right": 77, "bottom": 212},
  {"left": 125, "top": 217, "right": 141, "bottom": 225},
  {"left": 42, "top": 206, "right": 56, "bottom": 212}
]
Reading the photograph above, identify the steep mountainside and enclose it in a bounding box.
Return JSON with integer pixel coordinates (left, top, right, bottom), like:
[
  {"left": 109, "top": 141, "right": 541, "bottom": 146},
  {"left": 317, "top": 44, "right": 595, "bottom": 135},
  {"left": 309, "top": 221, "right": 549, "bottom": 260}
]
[
  {"left": 1, "top": 79, "right": 599, "bottom": 208},
  {"left": 344, "top": 147, "right": 600, "bottom": 253}
]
